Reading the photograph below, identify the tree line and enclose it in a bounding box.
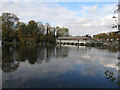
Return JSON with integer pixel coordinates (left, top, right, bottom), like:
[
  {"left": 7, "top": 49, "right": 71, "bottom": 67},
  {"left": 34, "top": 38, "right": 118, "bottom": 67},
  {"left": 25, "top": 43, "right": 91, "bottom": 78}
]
[
  {"left": 93, "top": 31, "right": 120, "bottom": 42},
  {"left": 1, "top": 12, "right": 69, "bottom": 44}
]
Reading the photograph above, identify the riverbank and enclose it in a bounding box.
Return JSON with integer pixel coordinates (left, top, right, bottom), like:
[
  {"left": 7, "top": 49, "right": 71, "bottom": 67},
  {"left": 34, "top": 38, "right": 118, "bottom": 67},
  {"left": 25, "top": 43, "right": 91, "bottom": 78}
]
[
  {"left": 2, "top": 41, "right": 56, "bottom": 47},
  {"left": 2, "top": 41, "right": 103, "bottom": 47},
  {"left": 2, "top": 41, "right": 120, "bottom": 46}
]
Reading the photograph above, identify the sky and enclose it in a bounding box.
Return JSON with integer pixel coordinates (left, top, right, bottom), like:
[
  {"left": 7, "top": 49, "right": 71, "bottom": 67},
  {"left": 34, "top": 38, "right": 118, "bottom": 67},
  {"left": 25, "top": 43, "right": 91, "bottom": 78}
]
[{"left": 1, "top": 0, "right": 119, "bottom": 36}]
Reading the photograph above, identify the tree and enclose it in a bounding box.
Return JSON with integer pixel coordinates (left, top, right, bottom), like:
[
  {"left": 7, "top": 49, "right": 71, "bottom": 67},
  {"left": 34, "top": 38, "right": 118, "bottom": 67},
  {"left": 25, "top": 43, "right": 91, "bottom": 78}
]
[
  {"left": 112, "top": 1, "right": 120, "bottom": 42},
  {"left": 0, "top": 16, "right": 2, "bottom": 30},
  {"left": 27, "top": 20, "right": 38, "bottom": 36},
  {"left": 37, "top": 21, "right": 43, "bottom": 34},
  {"left": 17, "top": 22, "right": 30, "bottom": 42},
  {"left": 2, "top": 13, "right": 19, "bottom": 42},
  {"left": 27, "top": 20, "right": 39, "bottom": 42},
  {"left": 1, "top": 12, "right": 70, "bottom": 44},
  {"left": 108, "top": 32, "right": 115, "bottom": 41},
  {"left": 56, "top": 27, "right": 69, "bottom": 37},
  {"left": 0, "top": 16, "right": 2, "bottom": 40},
  {"left": 45, "top": 23, "right": 51, "bottom": 43},
  {"left": 86, "top": 34, "right": 92, "bottom": 38},
  {"left": 94, "top": 33, "right": 108, "bottom": 42}
]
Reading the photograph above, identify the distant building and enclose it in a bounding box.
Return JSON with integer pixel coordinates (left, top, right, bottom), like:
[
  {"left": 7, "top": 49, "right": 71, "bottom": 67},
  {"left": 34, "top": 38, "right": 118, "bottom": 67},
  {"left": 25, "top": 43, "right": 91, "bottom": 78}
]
[{"left": 56, "top": 36, "right": 95, "bottom": 44}]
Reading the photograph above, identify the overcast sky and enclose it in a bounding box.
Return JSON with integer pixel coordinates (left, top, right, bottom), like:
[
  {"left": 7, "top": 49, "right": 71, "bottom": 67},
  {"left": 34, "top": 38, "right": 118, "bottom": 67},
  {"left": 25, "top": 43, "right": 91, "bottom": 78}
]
[{"left": 1, "top": 0, "right": 118, "bottom": 36}]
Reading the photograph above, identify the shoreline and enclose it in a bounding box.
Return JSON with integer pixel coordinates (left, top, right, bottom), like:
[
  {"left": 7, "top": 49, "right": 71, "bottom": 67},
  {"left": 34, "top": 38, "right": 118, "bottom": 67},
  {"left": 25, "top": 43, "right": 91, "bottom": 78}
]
[{"left": 2, "top": 41, "right": 120, "bottom": 47}]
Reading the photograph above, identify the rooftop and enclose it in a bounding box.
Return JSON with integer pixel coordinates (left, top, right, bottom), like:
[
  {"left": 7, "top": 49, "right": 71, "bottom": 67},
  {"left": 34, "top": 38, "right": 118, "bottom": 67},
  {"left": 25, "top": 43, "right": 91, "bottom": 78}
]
[{"left": 57, "top": 36, "right": 89, "bottom": 40}]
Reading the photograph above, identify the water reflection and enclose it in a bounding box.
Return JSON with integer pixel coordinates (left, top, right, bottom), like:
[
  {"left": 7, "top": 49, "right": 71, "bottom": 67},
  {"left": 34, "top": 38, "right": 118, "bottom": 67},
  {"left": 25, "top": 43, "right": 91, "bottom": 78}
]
[
  {"left": 2, "top": 46, "right": 19, "bottom": 72},
  {"left": 95, "top": 45, "right": 120, "bottom": 53},
  {"left": 2, "top": 45, "right": 119, "bottom": 88},
  {"left": 2, "top": 45, "right": 69, "bottom": 72},
  {"left": 0, "top": 45, "right": 2, "bottom": 89},
  {"left": 105, "top": 70, "right": 120, "bottom": 86}
]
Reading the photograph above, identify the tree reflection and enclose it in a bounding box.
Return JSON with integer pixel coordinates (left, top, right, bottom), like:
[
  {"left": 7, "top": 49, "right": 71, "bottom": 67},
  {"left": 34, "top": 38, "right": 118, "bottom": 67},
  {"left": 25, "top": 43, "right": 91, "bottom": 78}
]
[
  {"left": 2, "top": 46, "right": 19, "bottom": 72},
  {"left": 45, "top": 46, "right": 56, "bottom": 62},
  {"left": 104, "top": 70, "right": 120, "bottom": 86},
  {"left": 95, "top": 45, "right": 120, "bottom": 53},
  {"left": 2, "top": 45, "right": 69, "bottom": 72},
  {"left": 56, "top": 46, "right": 69, "bottom": 59}
]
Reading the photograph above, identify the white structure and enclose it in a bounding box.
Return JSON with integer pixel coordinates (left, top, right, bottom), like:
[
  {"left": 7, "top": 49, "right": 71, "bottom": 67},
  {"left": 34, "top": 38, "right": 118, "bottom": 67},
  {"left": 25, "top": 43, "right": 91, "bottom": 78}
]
[{"left": 56, "top": 36, "right": 95, "bottom": 44}]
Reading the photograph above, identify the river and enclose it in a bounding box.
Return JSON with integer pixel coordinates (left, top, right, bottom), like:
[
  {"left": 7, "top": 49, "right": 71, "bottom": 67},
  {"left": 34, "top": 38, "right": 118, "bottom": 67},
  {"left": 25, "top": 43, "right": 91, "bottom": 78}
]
[{"left": 1, "top": 45, "right": 120, "bottom": 88}]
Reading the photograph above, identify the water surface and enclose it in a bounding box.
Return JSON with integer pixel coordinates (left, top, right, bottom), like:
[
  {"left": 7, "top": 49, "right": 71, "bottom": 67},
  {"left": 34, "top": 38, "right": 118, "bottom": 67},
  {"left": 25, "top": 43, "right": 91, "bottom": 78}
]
[{"left": 2, "top": 45, "right": 119, "bottom": 88}]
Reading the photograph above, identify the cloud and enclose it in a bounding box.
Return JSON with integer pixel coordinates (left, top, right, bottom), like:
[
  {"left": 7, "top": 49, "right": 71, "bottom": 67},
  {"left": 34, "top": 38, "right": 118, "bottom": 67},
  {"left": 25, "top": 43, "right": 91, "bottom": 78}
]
[
  {"left": 1, "top": 2, "right": 118, "bottom": 35},
  {"left": 2, "top": 46, "right": 118, "bottom": 88}
]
